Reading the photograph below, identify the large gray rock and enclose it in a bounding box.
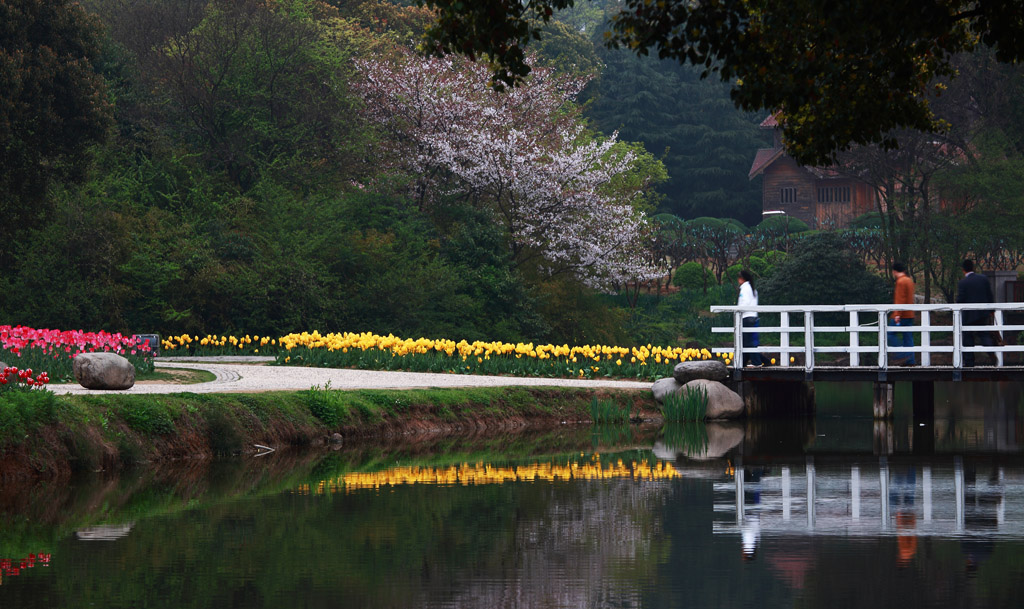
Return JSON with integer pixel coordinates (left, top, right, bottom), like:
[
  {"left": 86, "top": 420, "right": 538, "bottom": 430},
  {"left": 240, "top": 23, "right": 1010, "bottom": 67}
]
[
  {"left": 73, "top": 352, "right": 135, "bottom": 390},
  {"left": 651, "top": 377, "right": 683, "bottom": 403},
  {"left": 683, "top": 379, "right": 744, "bottom": 420},
  {"left": 673, "top": 360, "right": 729, "bottom": 384}
]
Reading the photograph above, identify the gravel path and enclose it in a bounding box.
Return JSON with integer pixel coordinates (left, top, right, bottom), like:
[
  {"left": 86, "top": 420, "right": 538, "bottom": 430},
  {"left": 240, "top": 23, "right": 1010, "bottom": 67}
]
[{"left": 52, "top": 360, "right": 654, "bottom": 395}]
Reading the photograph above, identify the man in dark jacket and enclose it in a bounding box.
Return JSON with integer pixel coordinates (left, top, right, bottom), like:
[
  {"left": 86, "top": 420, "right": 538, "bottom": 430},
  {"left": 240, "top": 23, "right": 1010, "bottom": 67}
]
[{"left": 957, "top": 259, "right": 994, "bottom": 367}]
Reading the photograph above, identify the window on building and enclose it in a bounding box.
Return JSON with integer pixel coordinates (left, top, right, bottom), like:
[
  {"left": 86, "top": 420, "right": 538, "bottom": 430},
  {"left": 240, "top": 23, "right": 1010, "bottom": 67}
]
[
  {"left": 817, "top": 186, "right": 851, "bottom": 203},
  {"left": 780, "top": 187, "right": 796, "bottom": 203}
]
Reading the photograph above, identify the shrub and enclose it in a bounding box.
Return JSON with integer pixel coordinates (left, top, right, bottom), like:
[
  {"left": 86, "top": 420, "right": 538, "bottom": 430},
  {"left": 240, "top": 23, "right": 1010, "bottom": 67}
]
[
  {"left": 759, "top": 232, "right": 889, "bottom": 307},
  {"left": 120, "top": 400, "right": 175, "bottom": 435},
  {"left": 0, "top": 389, "right": 60, "bottom": 441},
  {"left": 305, "top": 382, "right": 349, "bottom": 427},
  {"left": 673, "top": 262, "right": 713, "bottom": 290}
]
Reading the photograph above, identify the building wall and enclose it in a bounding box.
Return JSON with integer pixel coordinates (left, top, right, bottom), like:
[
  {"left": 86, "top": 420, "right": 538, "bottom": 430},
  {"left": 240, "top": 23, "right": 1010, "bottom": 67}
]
[
  {"left": 761, "top": 156, "right": 817, "bottom": 225},
  {"left": 762, "top": 165, "right": 878, "bottom": 229}
]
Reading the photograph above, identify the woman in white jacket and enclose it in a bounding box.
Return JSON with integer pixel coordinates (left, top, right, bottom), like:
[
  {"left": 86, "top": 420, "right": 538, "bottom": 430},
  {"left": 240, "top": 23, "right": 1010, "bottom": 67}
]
[{"left": 737, "top": 270, "right": 763, "bottom": 367}]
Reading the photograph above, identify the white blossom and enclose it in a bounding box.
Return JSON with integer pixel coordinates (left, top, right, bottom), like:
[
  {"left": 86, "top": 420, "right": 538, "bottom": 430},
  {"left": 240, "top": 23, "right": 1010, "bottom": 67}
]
[{"left": 354, "top": 50, "right": 661, "bottom": 289}]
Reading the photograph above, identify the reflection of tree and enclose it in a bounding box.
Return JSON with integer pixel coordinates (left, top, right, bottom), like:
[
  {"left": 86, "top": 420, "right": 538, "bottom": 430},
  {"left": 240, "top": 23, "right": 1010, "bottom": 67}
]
[{"left": 444, "top": 479, "right": 670, "bottom": 608}]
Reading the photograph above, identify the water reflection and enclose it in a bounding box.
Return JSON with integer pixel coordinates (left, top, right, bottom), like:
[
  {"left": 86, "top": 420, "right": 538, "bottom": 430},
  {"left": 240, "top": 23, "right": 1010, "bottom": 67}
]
[
  {"left": 715, "top": 456, "right": 1023, "bottom": 542},
  {"left": 2, "top": 408, "right": 1024, "bottom": 607}
]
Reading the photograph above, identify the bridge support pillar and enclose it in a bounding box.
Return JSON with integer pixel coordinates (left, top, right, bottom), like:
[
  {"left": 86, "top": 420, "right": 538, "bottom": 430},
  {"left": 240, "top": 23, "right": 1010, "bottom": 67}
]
[
  {"left": 873, "top": 382, "right": 894, "bottom": 419},
  {"left": 912, "top": 381, "right": 935, "bottom": 420},
  {"left": 732, "top": 380, "right": 815, "bottom": 417},
  {"left": 912, "top": 381, "right": 935, "bottom": 454}
]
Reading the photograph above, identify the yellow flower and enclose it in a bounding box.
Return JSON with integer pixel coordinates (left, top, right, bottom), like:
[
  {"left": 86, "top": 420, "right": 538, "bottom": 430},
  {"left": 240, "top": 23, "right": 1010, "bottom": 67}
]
[{"left": 616, "top": 359, "right": 622, "bottom": 366}]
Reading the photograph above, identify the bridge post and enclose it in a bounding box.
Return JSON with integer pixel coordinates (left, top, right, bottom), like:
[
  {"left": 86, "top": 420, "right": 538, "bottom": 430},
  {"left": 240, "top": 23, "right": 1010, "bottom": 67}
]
[
  {"left": 733, "top": 311, "right": 744, "bottom": 370},
  {"left": 849, "top": 311, "right": 860, "bottom": 367},
  {"left": 733, "top": 380, "right": 815, "bottom": 417},
  {"left": 874, "top": 420, "right": 894, "bottom": 455},
  {"left": 873, "top": 381, "right": 894, "bottom": 419},
  {"left": 920, "top": 311, "right": 932, "bottom": 367},
  {"left": 912, "top": 381, "right": 934, "bottom": 421}
]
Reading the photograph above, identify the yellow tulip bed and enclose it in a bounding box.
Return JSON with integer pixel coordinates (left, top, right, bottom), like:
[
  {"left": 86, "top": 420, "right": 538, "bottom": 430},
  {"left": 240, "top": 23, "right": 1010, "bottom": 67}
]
[{"left": 161, "top": 331, "right": 732, "bottom": 381}]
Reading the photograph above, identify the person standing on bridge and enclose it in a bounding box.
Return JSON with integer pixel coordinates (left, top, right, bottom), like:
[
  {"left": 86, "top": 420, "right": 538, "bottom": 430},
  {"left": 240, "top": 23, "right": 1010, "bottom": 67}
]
[
  {"left": 737, "top": 270, "right": 763, "bottom": 367},
  {"left": 889, "top": 262, "right": 916, "bottom": 366},
  {"left": 957, "top": 259, "right": 995, "bottom": 367}
]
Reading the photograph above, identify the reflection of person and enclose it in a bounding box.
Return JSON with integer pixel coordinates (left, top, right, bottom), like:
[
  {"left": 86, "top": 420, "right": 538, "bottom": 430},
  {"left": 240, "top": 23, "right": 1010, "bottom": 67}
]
[
  {"left": 741, "top": 512, "right": 760, "bottom": 561},
  {"left": 888, "top": 262, "right": 916, "bottom": 366},
  {"left": 737, "top": 270, "right": 763, "bottom": 367},
  {"left": 892, "top": 466, "right": 917, "bottom": 566},
  {"left": 741, "top": 467, "right": 764, "bottom": 561},
  {"left": 896, "top": 512, "right": 918, "bottom": 566},
  {"left": 957, "top": 259, "right": 995, "bottom": 367}
]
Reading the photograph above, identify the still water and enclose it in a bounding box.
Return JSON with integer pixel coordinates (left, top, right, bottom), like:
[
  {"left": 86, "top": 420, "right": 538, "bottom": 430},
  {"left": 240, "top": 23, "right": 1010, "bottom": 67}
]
[{"left": 1, "top": 382, "right": 1023, "bottom": 608}]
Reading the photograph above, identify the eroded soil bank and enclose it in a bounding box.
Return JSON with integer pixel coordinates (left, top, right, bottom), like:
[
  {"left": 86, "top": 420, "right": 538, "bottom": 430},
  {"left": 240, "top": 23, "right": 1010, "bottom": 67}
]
[{"left": 0, "top": 386, "right": 656, "bottom": 481}]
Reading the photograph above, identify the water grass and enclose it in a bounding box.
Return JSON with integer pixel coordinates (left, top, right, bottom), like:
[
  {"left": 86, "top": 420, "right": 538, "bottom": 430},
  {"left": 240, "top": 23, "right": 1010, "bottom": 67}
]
[
  {"left": 589, "top": 397, "right": 630, "bottom": 424},
  {"left": 661, "top": 385, "right": 709, "bottom": 421}
]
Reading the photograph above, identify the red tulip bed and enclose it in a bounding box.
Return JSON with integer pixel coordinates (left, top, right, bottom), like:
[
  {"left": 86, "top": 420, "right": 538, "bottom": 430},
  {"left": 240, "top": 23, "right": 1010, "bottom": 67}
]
[{"left": 0, "top": 325, "right": 155, "bottom": 385}]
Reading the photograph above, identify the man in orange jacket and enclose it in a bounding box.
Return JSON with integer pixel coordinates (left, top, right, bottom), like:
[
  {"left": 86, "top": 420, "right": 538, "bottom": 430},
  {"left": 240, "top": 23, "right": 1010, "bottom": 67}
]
[{"left": 889, "top": 262, "right": 916, "bottom": 366}]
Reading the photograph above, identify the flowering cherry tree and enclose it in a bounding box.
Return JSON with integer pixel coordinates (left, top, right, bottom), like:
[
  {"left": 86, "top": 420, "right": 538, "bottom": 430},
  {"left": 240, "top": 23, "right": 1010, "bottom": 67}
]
[{"left": 354, "top": 49, "right": 662, "bottom": 289}]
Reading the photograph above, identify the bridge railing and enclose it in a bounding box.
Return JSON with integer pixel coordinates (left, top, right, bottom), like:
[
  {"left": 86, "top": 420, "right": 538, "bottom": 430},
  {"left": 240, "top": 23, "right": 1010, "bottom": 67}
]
[{"left": 709, "top": 303, "right": 1024, "bottom": 370}]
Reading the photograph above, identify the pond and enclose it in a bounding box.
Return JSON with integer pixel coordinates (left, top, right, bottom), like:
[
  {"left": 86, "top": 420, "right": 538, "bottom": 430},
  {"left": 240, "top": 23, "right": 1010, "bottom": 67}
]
[{"left": 1, "top": 382, "right": 1023, "bottom": 608}]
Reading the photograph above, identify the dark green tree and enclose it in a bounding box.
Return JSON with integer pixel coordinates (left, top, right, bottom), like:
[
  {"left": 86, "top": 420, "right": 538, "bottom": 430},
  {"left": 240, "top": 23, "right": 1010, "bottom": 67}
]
[
  {"left": 759, "top": 232, "right": 889, "bottom": 306},
  {"left": 0, "top": 0, "right": 112, "bottom": 265},
  {"left": 417, "top": 0, "right": 1024, "bottom": 165},
  {"left": 583, "top": 48, "right": 763, "bottom": 223}
]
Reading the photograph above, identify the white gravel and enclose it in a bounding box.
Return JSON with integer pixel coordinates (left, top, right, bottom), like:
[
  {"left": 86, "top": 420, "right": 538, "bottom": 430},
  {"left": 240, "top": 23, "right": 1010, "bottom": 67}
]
[{"left": 51, "top": 361, "right": 654, "bottom": 395}]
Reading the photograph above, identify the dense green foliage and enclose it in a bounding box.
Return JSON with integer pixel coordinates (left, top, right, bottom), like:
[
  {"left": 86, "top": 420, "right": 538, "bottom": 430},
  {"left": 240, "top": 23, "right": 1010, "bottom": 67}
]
[
  {"left": 0, "top": 0, "right": 630, "bottom": 344},
  {"left": 0, "top": 0, "right": 112, "bottom": 268},
  {"left": 759, "top": 233, "right": 890, "bottom": 306},
  {"left": 582, "top": 46, "right": 763, "bottom": 223},
  {"left": 3, "top": 0, "right": 1022, "bottom": 353},
  {"left": 419, "top": 0, "right": 1024, "bottom": 165}
]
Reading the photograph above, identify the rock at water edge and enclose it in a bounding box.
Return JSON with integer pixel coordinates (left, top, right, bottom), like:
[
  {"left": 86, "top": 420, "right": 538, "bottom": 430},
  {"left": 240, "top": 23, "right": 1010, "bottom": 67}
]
[{"left": 682, "top": 379, "right": 744, "bottom": 420}]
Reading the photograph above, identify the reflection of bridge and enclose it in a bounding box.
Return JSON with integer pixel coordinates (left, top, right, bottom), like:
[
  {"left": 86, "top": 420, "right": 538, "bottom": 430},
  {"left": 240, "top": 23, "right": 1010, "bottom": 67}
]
[{"left": 713, "top": 457, "right": 1023, "bottom": 544}]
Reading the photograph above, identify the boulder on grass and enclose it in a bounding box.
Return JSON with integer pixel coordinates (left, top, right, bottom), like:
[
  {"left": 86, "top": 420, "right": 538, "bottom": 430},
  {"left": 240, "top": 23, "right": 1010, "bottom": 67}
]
[
  {"left": 651, "top": 377, "right": 683, "bottom": 403},
  {"left": 73, "top": 352, "right": 135, "bottom": 390},
  {"left": 673, "top": 360, "right": 729, "bottom": 384},
  {"left": 682, "top": 379, "right": 744, "bottom": 420}
]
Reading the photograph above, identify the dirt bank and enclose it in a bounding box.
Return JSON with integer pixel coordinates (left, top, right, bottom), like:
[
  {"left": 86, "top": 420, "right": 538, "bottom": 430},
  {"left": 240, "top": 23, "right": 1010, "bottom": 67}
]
[{"left": 0, "top": 387, "right": 658, "bottom": 481}]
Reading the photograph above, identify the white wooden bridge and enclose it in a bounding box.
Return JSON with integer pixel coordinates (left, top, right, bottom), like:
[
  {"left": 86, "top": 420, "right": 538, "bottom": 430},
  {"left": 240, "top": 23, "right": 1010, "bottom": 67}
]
[{"left": 710, "top": 303, "right": 1024, "bottom": 382}]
